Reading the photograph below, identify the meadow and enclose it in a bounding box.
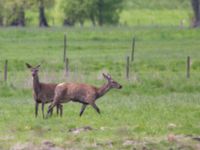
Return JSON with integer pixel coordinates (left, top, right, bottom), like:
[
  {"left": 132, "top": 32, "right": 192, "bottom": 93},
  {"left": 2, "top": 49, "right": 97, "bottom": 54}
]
[{"left": 0, "top": 24, "right": 200, "bottom": 149}]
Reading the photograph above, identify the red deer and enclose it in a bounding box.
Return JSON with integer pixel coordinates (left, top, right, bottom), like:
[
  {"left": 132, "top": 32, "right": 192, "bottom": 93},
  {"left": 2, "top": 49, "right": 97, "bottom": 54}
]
[
  {"left": 26, "top": 63, "right": 63, "bottom": 118},
  {"left": 46, "top": 73, "right": 122, "bottom": 117}
]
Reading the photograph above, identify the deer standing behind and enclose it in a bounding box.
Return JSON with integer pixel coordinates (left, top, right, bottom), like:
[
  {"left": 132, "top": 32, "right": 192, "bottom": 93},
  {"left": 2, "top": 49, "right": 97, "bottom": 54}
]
[
  {"left": 47, "top": 73, "right": 122, "bottom": 117},
  {"left": 26, "top": 63, "right": 63, "bottom": 118}
]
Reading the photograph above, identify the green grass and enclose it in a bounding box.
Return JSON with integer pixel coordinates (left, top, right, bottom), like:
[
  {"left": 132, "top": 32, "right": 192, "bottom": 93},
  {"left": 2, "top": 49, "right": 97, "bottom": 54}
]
[
  {"left": 123, "top": 0, "right": 190, "bottom": 10},
  {"left": 0, "top": 26, "right": 200, "bottom": 149},
  {"left": 120, "top": 9, "right": 192, "bottom": 26}
]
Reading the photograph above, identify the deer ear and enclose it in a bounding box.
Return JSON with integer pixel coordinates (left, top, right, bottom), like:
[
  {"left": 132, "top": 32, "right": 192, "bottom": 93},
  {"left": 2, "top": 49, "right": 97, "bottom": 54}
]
[
  {"left": 102, "top": 73, "right": 107, "bottom": 78},
  {"left": 36, "top": 65, "right": 40, "bottom": 69},
  {"left": 106, "top": 73, "right": 111, "bottom": 79},
  {"left": 102, "top": 73, "right": 109, "bottom": 80},
  {"left": 26, "top": 63, "right": 32, "bottom": 69}
]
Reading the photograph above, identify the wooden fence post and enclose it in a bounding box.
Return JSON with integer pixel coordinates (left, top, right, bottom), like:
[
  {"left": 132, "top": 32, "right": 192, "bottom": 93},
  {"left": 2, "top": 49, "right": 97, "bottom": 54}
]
[
  {"left": 4, "top": 60, "right": 8, "bottom": 82},
  {"left": 126, "top": 56, "right": 130, "bottom": 80},
  {"left": 63, "top": 33, "right": 67, "bottom": 62},
  {"left": 186, "top": 56, "right": 190, "bottom": 79},
  {"left": 65, "top": 58, "right": 69, "bottom": 77},
  {"left": 131, "top": 37, "right": 135, "bottom": 62}
]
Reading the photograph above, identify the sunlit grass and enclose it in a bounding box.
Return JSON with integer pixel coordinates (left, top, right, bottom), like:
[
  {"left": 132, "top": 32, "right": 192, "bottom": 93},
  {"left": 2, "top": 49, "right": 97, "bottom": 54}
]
[{"left": 120, "top": 9, "right": 192, "bottom": 26}]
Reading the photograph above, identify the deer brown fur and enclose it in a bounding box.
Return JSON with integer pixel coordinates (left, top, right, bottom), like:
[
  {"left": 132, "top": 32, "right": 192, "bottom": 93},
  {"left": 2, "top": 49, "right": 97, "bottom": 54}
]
[
  {"left": 26, "top": 63, "right": 63, "bottom": 118},
  {"left": 47, "top": 73, "right": 122, "bottom": 117}
]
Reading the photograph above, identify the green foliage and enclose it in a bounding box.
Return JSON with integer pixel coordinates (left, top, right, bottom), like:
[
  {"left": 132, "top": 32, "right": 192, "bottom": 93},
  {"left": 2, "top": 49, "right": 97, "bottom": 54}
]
[
  {"left": 0, "top": 0, "right": 195, "bottom": 26},
  {"left": 0, "top": 0, "right": 4, "bottom": 25},
  {"left": 2, "top": 0, "right": 36, "bottom": 26},
  {"left": 100, "top": 0, "right": 123, "bottom": 24},
  {"left": 0, "top": 0, "right": 54, "bottom": 26},
  {"left": 60, "top": 0, "right": 123, "bottom": 26},
  {"left": 27, "top": 0, "right": 55, "bottom": 11},
  {"left": 60, "top": 0, "right": 91, "bottom": 25},
  {"left": 4, "top": 0, "right": 23, "bottom": 26}
]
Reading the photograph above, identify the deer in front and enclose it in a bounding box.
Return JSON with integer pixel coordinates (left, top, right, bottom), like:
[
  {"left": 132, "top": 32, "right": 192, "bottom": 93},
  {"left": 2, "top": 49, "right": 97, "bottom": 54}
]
[
  {"left": 46, "top": 73, "right": 122, "bottom": 118},
  {"left": 26, "top": 63, "right": 63, "bottom": 118}
]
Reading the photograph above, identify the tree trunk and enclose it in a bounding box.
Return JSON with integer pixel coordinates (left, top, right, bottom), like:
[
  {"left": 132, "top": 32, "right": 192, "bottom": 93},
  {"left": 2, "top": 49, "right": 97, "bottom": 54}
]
[
  {"left": 39, "top": 0, "right": 48, "bottom": 27},
  {"left": 98, "top": 0, "right": 103, "bottom": 26},
  {"left": 63, "top": 18, "right": 75, "bottom": 26},
  {"left": 79, "top": 19, "right": 84, "bottom": 27},
  {"left": 18, "top": 6, "right": 25, "bottom": 26},
  {"left": 191, "top": 0, "right": 200, "bottom": 27},
  {"left": 0, "top": 16, "right": 3, "bottom": 26},
  {"left": 90, "top": 13, "right": 96, "bottom": 27},
  {"left": 10, "top": 5, "right": 25, "bottom": 27}
]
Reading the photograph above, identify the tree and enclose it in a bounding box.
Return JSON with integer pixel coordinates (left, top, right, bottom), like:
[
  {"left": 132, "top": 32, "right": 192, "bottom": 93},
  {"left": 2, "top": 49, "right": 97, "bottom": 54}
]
[
  {"left": 61, "top": 0, "right": 88, "bottom": 26},
  {"left": 61, "top": 0, "right": 123, "bottom": 26},
  {"left": 84, "top": 0, "right": 98, "bottom": 26},
  {"left": 97, "top": 0, "right": 103, "bottom": 26},
  {"left": 4, "top": 0, "right": 27, "bottom": 26},
  {"left": 29, "top": 0, "right": 54, "bottom": 27},
  {"left": 0, "top": 0, "right": 4, "bottom": 26},
  {"left": 98, "top": 0, "right": 123, "bottom": 25},
  {"left": 38, "top": 0, "right": 48, "bottom": 27},
  {"left": 191, "top": 0, "right": 200, "bottom": 27}
]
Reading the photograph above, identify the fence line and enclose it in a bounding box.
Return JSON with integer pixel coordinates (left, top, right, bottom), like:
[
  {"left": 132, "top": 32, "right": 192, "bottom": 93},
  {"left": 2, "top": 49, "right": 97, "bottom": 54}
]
[
  {"left": 131, "top": 37, "right": 135, "bottom": 62},
  {"left": 63, "top": 33, "right": 67, "bottom": 62},
  {"left": 4, "top": 60, "right": 8, "bottom": 82},
  {"left": 65, "top": 58, "right": 69, "bottom": 77},
  {"left": 126, "top": 56, "right": 130, "bottom": 80},
  {"left": 186, "top": 56, "right": 190, "bottom": 79}
]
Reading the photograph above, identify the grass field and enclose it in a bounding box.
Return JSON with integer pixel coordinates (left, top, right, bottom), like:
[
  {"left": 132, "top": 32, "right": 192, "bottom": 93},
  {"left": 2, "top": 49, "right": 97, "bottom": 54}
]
[
  {"left": 120, "top": 9, "right": 192, "bottom": 26},
  {"left": 0, "top": 26, "right": 200, "bottom": 149}
]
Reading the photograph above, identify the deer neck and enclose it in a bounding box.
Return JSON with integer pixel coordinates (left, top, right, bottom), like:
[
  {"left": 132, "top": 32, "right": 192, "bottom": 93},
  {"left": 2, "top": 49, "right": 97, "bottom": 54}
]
[
  {"left": 33, "top": 75, "right": 41, "bottom": 96},
  {"left": 96, "top": 82, "right": 111, "bottom": 99}
]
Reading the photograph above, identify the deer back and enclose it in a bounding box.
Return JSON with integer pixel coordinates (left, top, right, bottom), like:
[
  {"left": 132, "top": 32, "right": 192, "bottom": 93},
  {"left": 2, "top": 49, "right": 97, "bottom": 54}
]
[{"left": 55, "top": 83, "right": 98, "bottom": 104}]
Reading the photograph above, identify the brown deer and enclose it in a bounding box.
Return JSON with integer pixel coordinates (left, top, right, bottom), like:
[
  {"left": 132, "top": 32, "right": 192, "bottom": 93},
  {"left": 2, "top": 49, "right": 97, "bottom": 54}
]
[
  {"left": 26, "top": 63, "right": 63, "bottom": 118},
  {"left": 46, "top": 73, "right": 122, "bottom": 117}
]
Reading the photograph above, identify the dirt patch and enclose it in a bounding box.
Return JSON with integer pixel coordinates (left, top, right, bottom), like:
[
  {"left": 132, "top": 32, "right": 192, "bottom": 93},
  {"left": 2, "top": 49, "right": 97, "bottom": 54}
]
[
  {"left": 11, "top": 141, "right": 64, "bottom": 150},
  {"left": 40, "top": 140, "right": 64, "bottom": 150},
  {"left": 11, "top": 143, "right": 36, "bottom": 150},
  {"left": 68, "top": 126, "right": 93, "bottom": 134},
  {"left": 123, "top": 139, "right": 146, "bottom": 146},
  {"left": 10, "top": 134, "right": 200, "bottom": 150},
  {"left": 121, "top": 134, "right": 200, "bottom": 150},
  {"left": 192, "top": 137, "right": 200, "bottom": 142}
]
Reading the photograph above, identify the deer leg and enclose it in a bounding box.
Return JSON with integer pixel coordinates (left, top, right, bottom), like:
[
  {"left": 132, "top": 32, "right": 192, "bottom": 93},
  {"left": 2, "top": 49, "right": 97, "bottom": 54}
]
[
  {"left": 59, "top": 104, "right": 63, "bottom": 117},
  {"left": 46, "top": 101, "right": 57, "bottom": 118},
  {"left": 80, "top": 104, "right": 87, "bottom": 117},
  {"left": 48, "top": 105, "right": 53, "bottom": 117},
  {"left": 91, "top": 103, "right": 101, "bottom": 114},
  {"left": 42, "top": 102, "right": 45, "bottom": 119},
  {"left": 50, "top": 106, "right": 53, "bottom": 116},
  {"left": 35, "top": 102, "right": 39, "bottom": 118},
  {"left": 56, "top": 104, "right": 59, "bottom": 116},
  {"left": 47, "top": 91, "right": 64, "bottom": 118}
]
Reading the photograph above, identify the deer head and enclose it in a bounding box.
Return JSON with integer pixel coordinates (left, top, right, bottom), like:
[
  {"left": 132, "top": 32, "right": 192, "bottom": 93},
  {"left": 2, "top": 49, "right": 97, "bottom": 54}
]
[
  {"left": 103, "top": 73, "right": 122, "bottom": 89},
  {"left": 26, "top": 63, "right": 40, "bottom": 77}
]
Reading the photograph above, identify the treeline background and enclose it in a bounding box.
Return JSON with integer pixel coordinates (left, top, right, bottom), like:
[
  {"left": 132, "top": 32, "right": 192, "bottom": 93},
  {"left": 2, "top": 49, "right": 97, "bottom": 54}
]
[{"left": 0, "top": 0, "right": 192, "bottom": 27}]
